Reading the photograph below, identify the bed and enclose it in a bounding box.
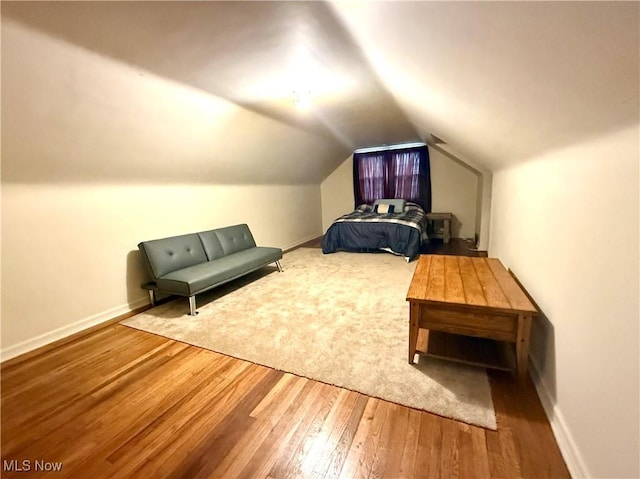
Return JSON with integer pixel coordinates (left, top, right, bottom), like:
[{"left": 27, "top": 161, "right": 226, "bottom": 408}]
[{"left": 321, "top": 199, "right": 429, "bottom": 261}]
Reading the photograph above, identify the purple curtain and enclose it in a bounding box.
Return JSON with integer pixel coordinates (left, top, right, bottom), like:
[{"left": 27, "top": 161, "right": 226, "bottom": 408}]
[
  {"left": 355, "top": 153, "right": 387, "bottom": 204},
  {"left": 353, "top": 145, "right": 431, "bottom": 212}
]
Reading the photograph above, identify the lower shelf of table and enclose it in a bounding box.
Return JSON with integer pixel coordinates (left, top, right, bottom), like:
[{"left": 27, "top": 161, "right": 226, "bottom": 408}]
[{"left": 417, "top": 330, "right": 516, "bottom": 372}]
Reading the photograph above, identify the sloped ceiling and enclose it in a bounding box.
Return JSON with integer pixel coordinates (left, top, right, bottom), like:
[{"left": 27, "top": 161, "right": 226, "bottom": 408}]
[
  {"left": 331, "top": 1, "right": 639, "bottom": 170},
  {"left": 1, "top": 1, "right": 419, "bottom": 184},
  {"left": 3, "top": 1, "right": 419, "bottom": 146},
  {"left": 3, "top": 1, "right": 638, "bottom": 184}
]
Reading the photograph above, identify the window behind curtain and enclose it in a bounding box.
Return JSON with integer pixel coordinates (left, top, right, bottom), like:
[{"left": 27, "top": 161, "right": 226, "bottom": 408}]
[
  {"left": 390, "top": 151, "right": 421, "bottom": 201},
  {"left": 358, "top": 153, "right": 387, "bottom": 203},
  {"left": 353, "top": 145, "right": 431, "bottom": 212}
]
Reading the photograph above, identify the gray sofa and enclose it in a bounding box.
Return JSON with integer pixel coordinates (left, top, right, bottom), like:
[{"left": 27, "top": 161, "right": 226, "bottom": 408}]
[{"left": 138, "top": 224, "right": 283, "bottom": 315}]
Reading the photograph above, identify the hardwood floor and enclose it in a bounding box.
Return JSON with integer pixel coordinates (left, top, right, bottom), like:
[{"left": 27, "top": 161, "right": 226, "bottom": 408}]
[{"left": 1, "top": 242, "right": 570, "bottom": 479}]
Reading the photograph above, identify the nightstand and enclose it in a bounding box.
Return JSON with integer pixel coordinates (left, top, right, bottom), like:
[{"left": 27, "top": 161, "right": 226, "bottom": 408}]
[{"left": 426, "top": 212, "right": 453, "bottom": 243}]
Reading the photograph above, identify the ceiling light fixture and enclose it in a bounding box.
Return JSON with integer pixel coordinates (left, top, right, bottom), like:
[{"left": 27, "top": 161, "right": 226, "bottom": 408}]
[{"left": 292, "top": 89, "right": 312, "bottom": 110}]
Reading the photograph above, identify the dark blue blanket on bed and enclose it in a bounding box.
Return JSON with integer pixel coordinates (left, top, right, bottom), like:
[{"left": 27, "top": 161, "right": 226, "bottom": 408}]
[{"left": 321, "top": 203, "right": 429, "bottom": 260}]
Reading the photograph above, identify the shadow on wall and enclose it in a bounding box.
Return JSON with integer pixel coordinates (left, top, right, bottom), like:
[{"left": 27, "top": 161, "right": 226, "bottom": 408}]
[
  {"left": 509, "top": 269, "right": 558, "bottom": 414},
  {"left": 529, "top": 307, "right": 558, "bottom": 405},
  {"left": 451, "top": 216, "right": 461, "bottom": 239},
  {"left": 126, "top": 250, "right": 150, "bottom": 307}
]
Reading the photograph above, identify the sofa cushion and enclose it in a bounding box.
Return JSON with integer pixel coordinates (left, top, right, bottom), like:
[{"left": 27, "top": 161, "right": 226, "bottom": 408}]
[
  {"left": 138, "top": 234, "right": 208, "bottom": 278},
  {"left": 233, "top": 246, "right": 283, "bottom": 270},
  {"left": 214, "top": 224, "right": 257, "bottom": 256},
  {"left": 156, "top": 246, "right": 283, "bottom": 296}
]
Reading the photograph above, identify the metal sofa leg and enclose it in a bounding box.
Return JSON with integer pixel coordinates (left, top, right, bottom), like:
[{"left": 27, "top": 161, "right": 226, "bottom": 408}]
[
  {"left": 148, "top": 290, "right": 156, "bottom": 306},
  {"left": 188, "top": 296, "right": 198, "bottom": 316},
  {"left": 275, "top": 260, "right": 284, "bottom": 272}
]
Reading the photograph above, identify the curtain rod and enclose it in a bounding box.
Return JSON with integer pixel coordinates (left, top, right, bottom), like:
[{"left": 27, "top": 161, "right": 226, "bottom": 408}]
[{"left": 353, "top": 142, "right": 426, "bottom": 154}]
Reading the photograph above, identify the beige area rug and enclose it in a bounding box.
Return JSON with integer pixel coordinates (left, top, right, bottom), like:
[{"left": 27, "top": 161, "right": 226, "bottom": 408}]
[{"left": 123, "top": 248, "right": 497, "bottom": 429}]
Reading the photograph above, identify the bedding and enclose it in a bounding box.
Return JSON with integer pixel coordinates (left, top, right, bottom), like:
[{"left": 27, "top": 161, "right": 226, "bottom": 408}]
[{"left": 321, "top": 201, "right": 429, "bottom": 260}]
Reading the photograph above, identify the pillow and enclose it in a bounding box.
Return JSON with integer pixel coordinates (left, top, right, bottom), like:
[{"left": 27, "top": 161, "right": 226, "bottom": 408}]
[
  {"left": 404, "top": 201, "right": 423, "bottom": 212},
  {"left": 373, "top": 203, "right": 395, "bottom": 214},
  {"left": 373, "top": 198, "right": 406, "bottom": 212}
]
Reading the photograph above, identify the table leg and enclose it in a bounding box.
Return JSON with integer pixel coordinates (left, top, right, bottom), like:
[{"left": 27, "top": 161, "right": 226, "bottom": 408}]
[
  {"left": 409, "top": 302, "right": 420, "bottom": 364},
  {"left": 516, "top": 313, "right": 532, "bottom": 380},
  {"left": 443, "top": 219, "right": 451, "bottom": 244}
]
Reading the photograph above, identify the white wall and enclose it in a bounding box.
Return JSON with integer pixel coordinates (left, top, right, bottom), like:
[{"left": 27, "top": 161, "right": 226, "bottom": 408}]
[
  {"left": 489, "top": 125, "right": 639, "bottom": 479},
  {"left": 320, "top": 155, "right": 354, "bottom": 232},
  {"left": 429, "top": 148, "right": 478, "bottom": 240},
  {"left": 1, "top": 17, "right": 345, "bottom": 186},
  {"left": 432, "top": 144, "right": 493, "bottom": 250},
  {"left": 1, "top": 183, "right": 321, "bottom": 359},
  {"left": 1, "top": 16, "right": 329, "bottom": 359},
  {"left": 321, "top": 147, "right": 480, "bottom": 240}
]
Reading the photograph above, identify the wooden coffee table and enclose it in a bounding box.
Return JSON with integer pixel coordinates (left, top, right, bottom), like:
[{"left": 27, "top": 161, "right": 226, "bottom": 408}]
[{"left": 407, "top": 255, "right": 537, "bottom": 380}]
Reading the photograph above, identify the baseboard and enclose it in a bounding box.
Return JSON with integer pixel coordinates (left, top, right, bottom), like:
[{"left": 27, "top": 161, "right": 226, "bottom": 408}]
[
  {"left": 282, "top": 233, "right": 322, "bottom": 253},
  {"left": 1, "top": 235, "right": 321, "bottom": 364},
  {"left": 530, "top": 360, "right": 590, "bottom": 479},
  {"left": 1, "top": 297, "right": 150, "bottom": 364},
  {"left": 0, "top": 234, "right": 323, "bottom": 364}
]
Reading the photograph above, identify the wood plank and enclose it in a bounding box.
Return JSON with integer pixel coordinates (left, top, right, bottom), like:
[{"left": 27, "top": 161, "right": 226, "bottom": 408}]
[
  {"left": 470, "top": 426, "right": 491, "bottom": 479},
  {"left": 489, "top": 372, "right": 572, "bottom": 479},
  {"left": 214, "top": 376, "right": 314, "bottom": 478},
  {"left": 357, "top": 399, "right": 392, "bottom": 479},
  {"left": 440, "top": 420, "right": 463, "bottom": 478},
  {"left": 414, "top": 411, "right": 444, "bottom": 478},
  {"left": 249, "top": 372, "right": 299, "bottom": 418},
  {"left": 458, "top": 256, "right": 488, "bottom": 306},
  {"left": 443, "top": 255, "right": 466, "bottom": 304},
  {"left": 416, "top": 328, "right": 429, "bottom": 353},
  {"left": 3, "top": 339, "right": 196, "bottom": 457},
  {"left": 266, "top": 382, "right": 338, "bottom": 479},
  {"left": 317, "top": 393, "right": 369, "bottom": 479},
  {"left": 143, "top": 366, "right": 284, "bottom": 479},
  {"left": 368, "top": 402, "right": 404, "bottom": 479},
  {"left": 487, "top": 259, "right": 537, "bottom": 312},
  {"left": 472, "top": 258, "right": 512, "bottom": 309},
  {"left": 406, "top": 254, "right": 432, "bottom": 300},
  {"left": 397, "top": 408, "right": 421, "bottom": 479},
  {"left": 409, "top": 302, "right": 420, "bottom": 363},
  {"left": 279, "top": 384, "right": 344, "bottom": 479},
  {"left": 516, "top": 313, "right": 533, "bottom": 379},
  {"left": 105, "top": 362, "right": 277, "bottom": 478},
  {"left": 379, "top": 404, "right": 411, "bottom": 479},
  {"left": 425, "top": 255, "right": 446, "bottom": 302},
  {"left": 420, "top": 307, "right": 518, "bottom": 340},
  {"left": 338, "top": 398, "right": 379, "bottom": 479},
  {"left": 302, "top": 389, "right": 360, "bottom": 476}
]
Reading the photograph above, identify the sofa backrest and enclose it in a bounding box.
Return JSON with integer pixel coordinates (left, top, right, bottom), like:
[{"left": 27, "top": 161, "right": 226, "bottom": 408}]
[
  {"left": 197, "top": 229, "right": 225, "bottom": 261},
  {"left": 138, "top": 233, "right": 208, "bottom": 279},
  {"left": 211, "top": 224, "right": 257, "bottom": 257}
]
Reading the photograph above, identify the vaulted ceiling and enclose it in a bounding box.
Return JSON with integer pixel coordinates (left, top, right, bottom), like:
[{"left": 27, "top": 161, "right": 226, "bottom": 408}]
[
  {"left": 333, "top": 1, "right": 639, "bottom": 170},
  {"left": 2, "top": 1, "right": 638, "bottom": 183}
]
